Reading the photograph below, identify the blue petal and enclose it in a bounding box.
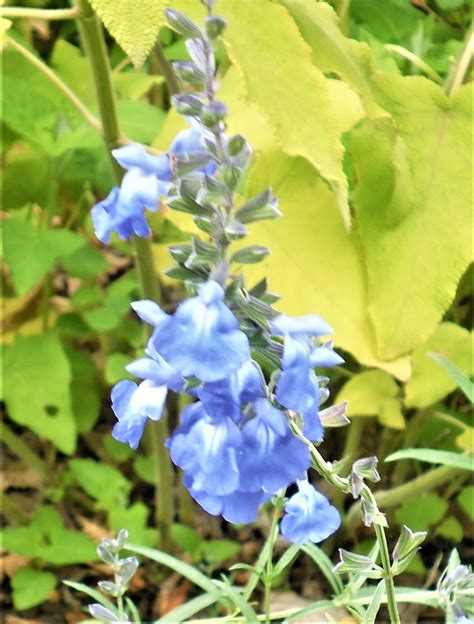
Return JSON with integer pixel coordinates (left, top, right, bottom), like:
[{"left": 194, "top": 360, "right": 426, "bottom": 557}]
[
  {"left": 309, "top": 346, "right": 344, "bottom": 367},
  {"left": 276, "top": 336, "right": 321, "bottom": 439},
  {"left": 131, "top": 300, "right": 168, "bottom": 327},
  {"left": 119, "top": 168, "right": 160, "bottom": 210},
  {"left": 111, "top": 379, "right": 167, "bottom": 449},
  {"left": 112, "top": 144, "right": 172, "bottom": 178},
  {"left": 170, "top": 123, "right": 217, "bottom": 176},
  {"left": 168, "top": 403, "right": 242, "bottom": 496},
  {"left": 91, "top": 187, "right": 120, "bottom": 244},
  {"left": 126, "top": 356, "right": 183, "bottom": 392},
  {"left": 199, "top": 360, "right": 265, "bottom": 422},
  {"left": 155, "top": 281, "right": 250, "bottom": 382},
  {"left": 281, "top": 481, "right": 341, "bottom": 544},
  {"left": 271, "top": 314, "right": 333, "bottom": 337},
  {"left": 184, "top": 476, "right": 269, "bottom": 524},
  {"left": 238, "top": 400, "right": 311, "bottom": 493}
]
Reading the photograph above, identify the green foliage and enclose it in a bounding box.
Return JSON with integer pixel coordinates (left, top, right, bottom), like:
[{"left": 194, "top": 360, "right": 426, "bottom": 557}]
[
  {"left": 11, "top": 566, "right": 57, "bottom": 611},
  {"left": 395, "top": 493, "right": 448, "bottom": 532},
  {"left": 3, "top": 219, "right": 84, "bottom": 295},
  {"left": 1, "top": 506, "right": 98, "bottom": 564},
  {"left": 386, "top": 448, "right": 473, "bottom": 472},
  {"left": 69, "top": 458, "right": 131, "bottom": 506},
  {"left": 109, "top": 503, "right": 156, "bottom": 546},
  {"left": 3, "top": 331, "right": 76, "bottom": 454},
  {"left": 171, "top": 523, "right": 240, "bottom": 564}
]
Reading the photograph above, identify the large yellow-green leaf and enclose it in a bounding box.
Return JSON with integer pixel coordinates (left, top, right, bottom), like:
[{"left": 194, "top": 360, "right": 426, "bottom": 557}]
[
  {"left": 405, "top": 323, "right": 473, "bottom": 408},
  {"left": 336, "top": 370, "right": 404, "bottom": 429},
  {"left": 279, "top": 0, "right": 377, "bottom": 111},
  {"left": 351, "top": 77, "right": 473, "bottom": 360},
  {"left": 240, "top": 150, "right": 410, "bottom": 380},
  {"left": 89, "top": 0, "right": 168, "bottom": 66}
]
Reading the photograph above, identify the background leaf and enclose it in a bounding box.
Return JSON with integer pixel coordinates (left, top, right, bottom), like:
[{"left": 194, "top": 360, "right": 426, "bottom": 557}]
[
  {"left": 11, "top": 567, "right": 57, "bottom": 611},
  {"left": 3, "top": 331, "right": 76, "bottom": 454},
  {"left": 386, "top": 448, "right": 473, "bottom": 472},
  {"left": 89, "top": 0, "right": 169, "bottom": 66}
]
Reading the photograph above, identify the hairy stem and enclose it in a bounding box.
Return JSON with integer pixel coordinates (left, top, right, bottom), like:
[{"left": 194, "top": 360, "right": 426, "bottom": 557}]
[
  {"left": 371, "top": 499, "right": 401, "bottom": 623},
  {"left": 152, "top": 40, "right": 180, "bottom": 96},
  {"left": 6, "top": 36, "right": 101, "bottom": 133},
  {"left": 263, "top": 500, "right": 283, "bottom": 624},
  {"left": 73, "top": 0, "right": 173, "bottom": 548},
  {"left": 0, "top": 6, "right": 78, "bottom": 20}
]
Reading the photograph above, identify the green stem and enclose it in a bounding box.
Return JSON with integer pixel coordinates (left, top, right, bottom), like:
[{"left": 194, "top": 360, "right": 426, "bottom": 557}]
[
  {"left": 1, "top": 422, "right": 48, "bottom": 478},
  {"left": 152, "top": 40, "right": 180, "bottom": 96},
  {"left": 263, "top": 499, "right": 283, "bottom": 624},
  {"left": 345, "top": 464, "right": 460, "bottom": 532},
  {"left": 335, "top": 0, "right": 350, "bottom": 36},
  {"left": 444, "top": 23, "right": 473, "bottom": 97},
  {"left": 73, "top": 0, "right": 172, "bottom": 548},
  {"left": 6, "top": 36, "right": 102, "bottom": 133},
  {"left": 373, "top": 513, "right": 401, "bottom": 624},
  {"left": 384, "top": 45, "right": 443, "bottom": 84},
  {"left": 0, "top": 6, "right": 78, "bottom": 20},
  {"left": 73, "top": 0, "right": 122, "bottom": 176},
  {"left": 333, "top": 416, "right": 364, "bottom": 510}
]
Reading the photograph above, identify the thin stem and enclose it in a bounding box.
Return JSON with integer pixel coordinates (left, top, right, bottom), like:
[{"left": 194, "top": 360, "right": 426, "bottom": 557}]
[
  {"left": 385, "top": 44, "right": 443, "bottom": 84},
  {"left": 6, "top": 36, "right": 102, "bottom": 133},
  {"left": 1, "top": 422, "right": 48, "bottom": 478},
  {"left": 73, "top": 0, "right": 173, "bottom": 548},
  {"left": 152, "top": 41, "right": 180, "bottom": 95},
  {"left": 444, "top": 23, "right": 474, "bottom": 97},
  {"left": 374, "top": 520, "right": 401, "bottom": 624},
  {"left": 73, "top": 0, "right": 122, "bottom": 176},
  {"left": 333, "top": 417, "right": 364, "bottom": 510},
  {"left": 335, "top": 0, "right": 350, "bottom": 36},
  {"left": 0, "top": 6, "right": 78, "bottom": 20},
  {"left": 263, "top": 499, "right": 283, "bottom": 624}
]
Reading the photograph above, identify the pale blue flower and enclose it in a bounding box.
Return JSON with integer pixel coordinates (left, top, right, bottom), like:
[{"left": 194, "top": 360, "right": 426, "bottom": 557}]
[
  {"left": 238, "top": 398, "right": 310, "bottom": 492},
  {"left": 111, "top": 379, "right": 167, "bottom": 449},
  {"left": 153, "top": 281, "right": 250, "bottom": 382},
  {"left": 281, "top": 480, "right": 341, "bottom": 544}
]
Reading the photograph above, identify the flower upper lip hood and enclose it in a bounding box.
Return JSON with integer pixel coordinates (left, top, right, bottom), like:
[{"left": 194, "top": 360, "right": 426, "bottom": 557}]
[{"left": 152, "top": 281, "right": 251, "bottom": 383}]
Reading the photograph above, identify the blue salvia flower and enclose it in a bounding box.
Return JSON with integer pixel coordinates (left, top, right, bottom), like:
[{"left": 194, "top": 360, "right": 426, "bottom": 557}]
[
  {"left": 271, "top": 314, "right": 344, "bottom": 440},
  {"left": 92, "top": 120, "right": 215, "bottom": 243},
  {"left": 111, "top": 379, "right": 168, "bottom": 449},
  {"left": 151, "top": 281, "right": 250, "bottom": 382},
  {"left": 280, "top": 479, "right": 341, "bottom": 544}
]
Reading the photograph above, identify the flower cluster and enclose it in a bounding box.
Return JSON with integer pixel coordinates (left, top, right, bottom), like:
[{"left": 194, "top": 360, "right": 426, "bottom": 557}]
[
  {"left": 94, "top": 3, "right": 346, "bottom": 545},
  {"left": 112, "top": 279, "right": 342, "bottom": 541}
]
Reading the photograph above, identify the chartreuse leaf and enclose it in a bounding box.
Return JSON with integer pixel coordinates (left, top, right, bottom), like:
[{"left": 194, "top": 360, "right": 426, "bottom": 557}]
[
  {"left": 3, "top": 331, "right": 76, "bottom": 454},
  {"left": 353, "top": 78, "right": 473, "bottom": 360},
  {"left": 235, "top": 150, "right": 410, "bottom": 379},
  {"left": 67, "top": 348, "right": 101, "bottom": 434},
  {"left": 386, "top": 449, "right": 473, "bottom": 472},
  {"left": 279, "top": 0, "right": 377, "bottom": 110},
  {"left": 1, "top": 506, "right": 98, "bottom": 564},
  {"left": 405, "top": 323, "right": 472, "bottom": 408},
  {"left": 89, "top": 0, "right": 169, "bottom": 66},
  {"left": 336, "top": 370, "right": 404, "bottom": 429},
  {"left": 11, "top": 567, "right": 57, "bottom": 611},
  {"left": 3, "top": 219, "right": 84, "bottom": 295}
]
